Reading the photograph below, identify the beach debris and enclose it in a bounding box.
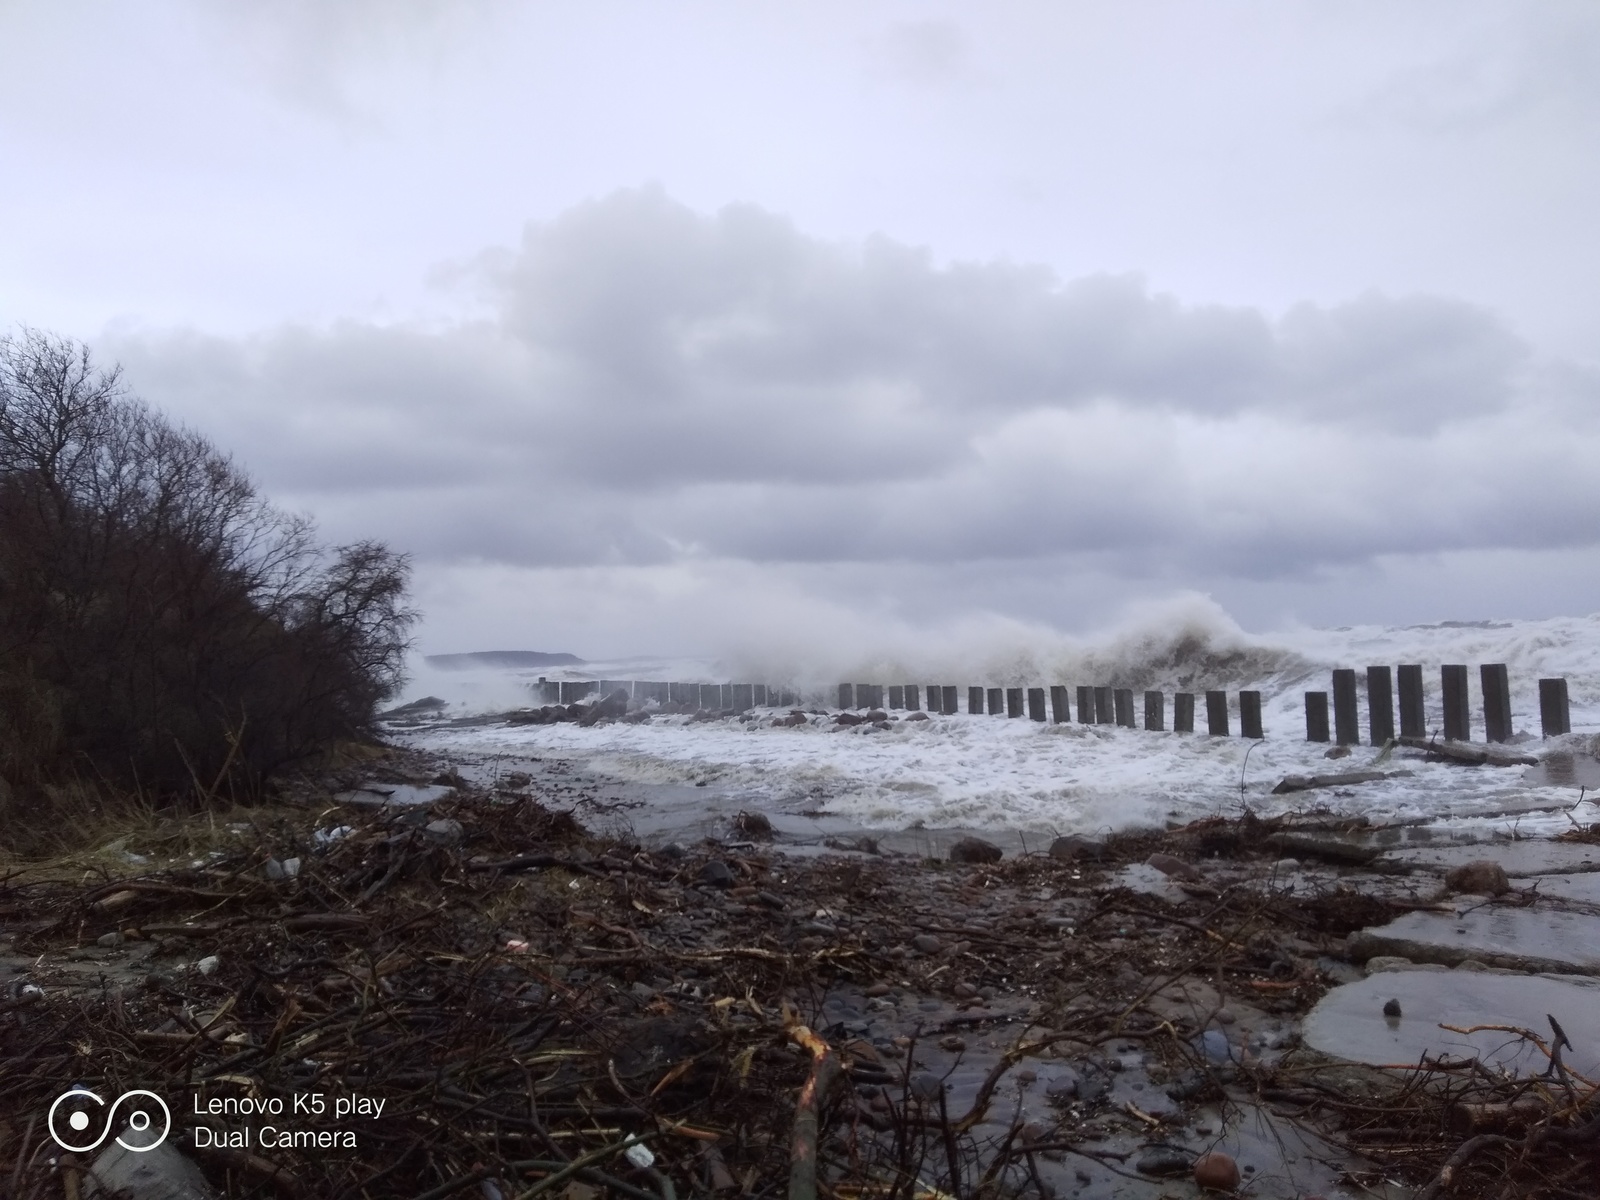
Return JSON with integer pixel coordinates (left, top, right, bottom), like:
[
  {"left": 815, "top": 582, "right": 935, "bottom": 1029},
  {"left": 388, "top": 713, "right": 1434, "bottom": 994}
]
[
  {"left": 263, "top": 856, "right": 300, "bottom": 879},
  {"left": 1397, "top": 735, "right": 1539, "bottom": 767},
  {"left": 732, "top": 810, "right": 774, "bottom": 839},
  {"left": 1263, "top": 832, "right": 1380, "bottom": 866},
  {"left": 86, "top": 1139, "right": 218, "bottom": 1200},
  {"left": 1270, "top": 769, "right": 1405, "bottom": 795}
]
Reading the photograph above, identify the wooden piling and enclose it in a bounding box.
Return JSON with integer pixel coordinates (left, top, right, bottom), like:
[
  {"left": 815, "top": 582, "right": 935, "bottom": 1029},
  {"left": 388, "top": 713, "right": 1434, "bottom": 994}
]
[
  {"left": 1397, "top": 664, "right": 1425, "bottom": 738},
  {"left": 1441, "top": 664, "right": 1471, "bottom": 741},
  {"left": 732, "top": 684, "right": 754, "bottom": 712},
  {"left": 1144, "top": 690, "right": 1164, "bottom": 731},
  {"left": 1206, "top": 690, "right": 1230, "bottom": 736},
  {"left": 1367, "top": 666, "right": 1395, "bottom": 745},
  {"left": 838, "top": 684, "right": 854, "bottom": 710},
  {"left": 1006, "top": 687, "right": 1024, "bottom": 718},
  {"left": 1239, "top": 690, "right": 1263, "bottom": 739},
  {"left": 753, "top": 684, "right": 768, "bottom": 707},
  {"left": 1094, "top": 686, "right": 1114, "bottom": 725},
  {"left": 987, "top": 686, "right": 1004, "bottom": 716},
  {"left": 941, "top": 685, "right": 958, "bottom": 715},
  {"left": 1480, "top": 663, "right": 1512, "bottom": 744},
  {"left": 969, "top": 687, "right": 986, "bottom": 717},
  {"left": 700, "top": 683, "right": 720, "bottom": 710},
  {"left": 1540, "top": 678, "right": 1571, "bottom": 737},
  {"left": 1113, "top": 688, "right": 1135, "bottom": 727},
  {"left": 1050, "top": 685, "right": 1071, "bottom": 724},
  {"left": 888, "top": 685, "right": 904, "bottom": 710},
  {"left": 1076, "top": 686, "right": 1095, "bottom": 724},
  {"left": 1027, "top": 687, "right": 1046, "bottom": 722},
  {"left": 924, "top": 685, "right": 940, "bottom": 713},
  {"left": 1305, "top": 692, "right": 1329, "bottom": 741},
  {"left": 1174, "top": 692, "right": 1195, "bottom": 733},
  {"left": 1332, "top": 669, "right": 1359, "bottom": 745},
  {"left": 905, "top": 685, "right": 921, "bottom": 711}
]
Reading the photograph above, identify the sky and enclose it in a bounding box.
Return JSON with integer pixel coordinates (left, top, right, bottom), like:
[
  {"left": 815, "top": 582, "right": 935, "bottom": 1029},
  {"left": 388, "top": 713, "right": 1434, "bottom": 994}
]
[{"left": 2, "top": 1, "right": 1598, "bottom": 663}]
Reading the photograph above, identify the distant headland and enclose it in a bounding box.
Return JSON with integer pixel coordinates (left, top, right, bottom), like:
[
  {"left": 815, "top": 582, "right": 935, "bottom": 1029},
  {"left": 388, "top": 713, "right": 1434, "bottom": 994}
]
[{"left": 423, "top": 650, "right": 585, "bottom": 670}]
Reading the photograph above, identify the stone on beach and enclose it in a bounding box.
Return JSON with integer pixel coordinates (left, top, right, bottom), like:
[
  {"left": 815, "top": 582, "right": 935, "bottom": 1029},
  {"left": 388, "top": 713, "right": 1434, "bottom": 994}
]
[
  {"left": 1145, "top": 852, "right": 1202, "bottom": 882},
  {"left": 1443, "top": 859, "right": 1512, "bottom": 895},
  {"left": 949, "top": 836, "right": 1002, "bottom": 864},
  {"left": 1193, "top": 1151, "right": 1241, "bottom": 1191}
]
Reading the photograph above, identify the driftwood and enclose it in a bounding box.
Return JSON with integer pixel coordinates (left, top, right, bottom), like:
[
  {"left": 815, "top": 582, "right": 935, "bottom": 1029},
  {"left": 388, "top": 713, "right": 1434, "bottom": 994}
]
[
  {"left": 1271, "top": 770, "right": 1405, "bottom": 795},
  {"left": 1397, "top": 735, "right": 1538, "bottom": 767}
]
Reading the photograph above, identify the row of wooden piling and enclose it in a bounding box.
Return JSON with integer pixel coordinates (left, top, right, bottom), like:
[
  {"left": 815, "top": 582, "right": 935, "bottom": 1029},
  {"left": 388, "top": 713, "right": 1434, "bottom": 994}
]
[
  {"left": 534, "top": 680, "right": 801, "bottom": 709},
  {"left": 1307, "top": 665, "right": 1571, "bottom": 745},
  {"left": 838, "top": 682, "right": 1266, "bottom": 737}
]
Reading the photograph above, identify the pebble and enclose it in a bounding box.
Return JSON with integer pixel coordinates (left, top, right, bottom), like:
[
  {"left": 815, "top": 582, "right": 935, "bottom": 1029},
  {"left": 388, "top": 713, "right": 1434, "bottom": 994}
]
[
  {"left": 96, "top": 931, "right": 123, "bottom": 947},
  {"left": 1215, "top": 1007, "right": 1236, "bottom": 1025},
  {"left": 909, "top": 1072, "right": 944, "bottom": 1101},
  {"left": 1136, "top": 1147, "right": 1192, "bottom": 1177},
  {"left": 1383, "top": 998, "right": 1403, "bottom": 1018},
  {"left": 912, "top": 933, "right": 941, "bottom": 954},
  {"left": 939, "top": 1035, "right": 967, "bottom": 1052},
  {"left": 953, "top": 981, "right": 979, "bottom": 999},
  {"left": 864, "top": 982, "right": 892, "bottom": 998},
  {"left": 1016, "top": 1068, "right": 1037, "bottom": 1084},
  {"left": 949, "top": 837, "right": 1002, "bottom": 864},
  {"left": 698, "top": 860, "right": 734, "bottom": 888},
  {"left": 1197, "top": 1029, "right": 1232, "bottom": 1063},
  {"left": 1044, "top": 1070, "right": 1079, "bottom": 1100},
  {"left": 1192, "top": 1151, "right": 1241, "bottom": 1191}
]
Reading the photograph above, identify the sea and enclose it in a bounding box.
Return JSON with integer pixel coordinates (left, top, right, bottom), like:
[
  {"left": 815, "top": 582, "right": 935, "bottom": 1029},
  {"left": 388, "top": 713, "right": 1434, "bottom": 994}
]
[{"left": 388, "top": 601, "right": 1600, "bottom": 850}]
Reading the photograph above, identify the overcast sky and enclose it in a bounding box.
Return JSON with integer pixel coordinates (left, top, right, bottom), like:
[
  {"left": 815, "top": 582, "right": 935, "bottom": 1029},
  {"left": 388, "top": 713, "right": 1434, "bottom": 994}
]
[{"left": 3, "top": 1, "right": 1598, "bottom": 660}]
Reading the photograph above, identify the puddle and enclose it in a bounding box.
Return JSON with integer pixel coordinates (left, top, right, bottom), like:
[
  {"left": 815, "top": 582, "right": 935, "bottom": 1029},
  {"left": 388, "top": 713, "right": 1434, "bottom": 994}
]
[
  {"left": 1351, "top": 907, "right": 1600, "bottom": 975},
  {"left": 1523, "top": 750, "right": 1600, "bottom": 790},
  {"left": 1304, "top": 971, "right": 1600, "bottom": 1077}
]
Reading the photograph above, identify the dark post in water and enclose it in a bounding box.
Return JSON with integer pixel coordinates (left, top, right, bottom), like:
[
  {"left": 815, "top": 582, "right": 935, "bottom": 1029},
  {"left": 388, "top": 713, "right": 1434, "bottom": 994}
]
[
  {"left": 838, "top": 683, "right": 853, "bottom": 710},
  {"left": 1174, "top": 692, "right": 1196, "bottom": 733},
  {"left": 732, "top": 684, "right": 753, "bottom": 712},
  {"left": 1397, "top": 664, "right": 1425, "bottom": 739},
  {"left": 1076, "top": 686, "right": 1095, "bottom": 724},
  {"left": 1540, "top": 678, "right": 1571, "bottom": 737},
  {"left": 1332, "top": 669, "right": 1359, "bottom": 745},
  {"left": 924, "top": 685, "right": 940, "bottom": 713},
  {"left": 1006, "top": 687, "right": 1024, "bottom": 718},
  {"left": 1050, "top": 685, "right": 1071, "bottom": 724},
  {"left": 1480, "top": 663, "right": 1512, "bottom": 744},
  {"left": 905, "top": 685, "right": 920, "bottom": 711},
  {"left": 941, "top": 685, "right": 958, "bottom": 715},
  {"left": 1366, "top": 666, "right": 1395, "bottom": 745},
  {"left": 987, "top": 686, "right": 1004, "bottom": 715},
  {"left": 1206, "top": 690, "right": 1230, "bottom": 736},
  {"left": 1113, "top": 688, "right": 1135, "bottom": 727},
  {"left": 1441, "top": 664, "right": 1470, "bottom": 741},
  {"left": 969, "top": 687, "right": 985, "bottom": 717},
  {"left": 1305, "top": 692, "right": 1330, "bottom": 742},
  {"left": 1027, "top": 687, "right": 1046, "bottom": 722},
  {"left": 1144, "top": 690, "right": 1165, "bottom": 731},
  {"left": 888, "top": 685, "right": 903, "bottom": 710},
  {"left": 1239, "top": 690, "right": 1263, "bottom": 739},
  {"left": 1094, "top": 686, "right": 1114, "bottom": 724}
]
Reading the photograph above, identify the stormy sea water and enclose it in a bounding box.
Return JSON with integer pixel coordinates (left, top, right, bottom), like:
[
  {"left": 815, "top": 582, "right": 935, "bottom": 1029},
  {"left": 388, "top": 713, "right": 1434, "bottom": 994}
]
[{"left": 388, "top": 599, "right": 1600, "bottom": 849}]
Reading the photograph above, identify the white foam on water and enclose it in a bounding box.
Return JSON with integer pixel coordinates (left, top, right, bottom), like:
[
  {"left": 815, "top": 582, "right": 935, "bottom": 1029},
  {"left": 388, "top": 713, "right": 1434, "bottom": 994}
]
[{"left": 394, "top": 605, "right": 1600, "bottom": 837}]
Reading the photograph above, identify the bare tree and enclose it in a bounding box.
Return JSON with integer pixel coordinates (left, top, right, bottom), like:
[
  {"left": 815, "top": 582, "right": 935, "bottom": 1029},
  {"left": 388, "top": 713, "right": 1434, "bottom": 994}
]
[{"left": 0, "top": 328, "right": 417, "bottom": 833}]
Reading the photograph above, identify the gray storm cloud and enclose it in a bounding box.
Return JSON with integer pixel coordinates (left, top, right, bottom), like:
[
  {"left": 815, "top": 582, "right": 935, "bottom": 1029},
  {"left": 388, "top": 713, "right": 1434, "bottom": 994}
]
[{"left": 109, "top": 188, "right": 1592, "bottom": 585}]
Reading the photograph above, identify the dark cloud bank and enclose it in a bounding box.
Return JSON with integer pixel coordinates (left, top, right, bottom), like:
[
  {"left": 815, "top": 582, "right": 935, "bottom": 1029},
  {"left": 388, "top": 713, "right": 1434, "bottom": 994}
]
[{"left": 107, "top": 189, "right": 1600, "bottom": 647}]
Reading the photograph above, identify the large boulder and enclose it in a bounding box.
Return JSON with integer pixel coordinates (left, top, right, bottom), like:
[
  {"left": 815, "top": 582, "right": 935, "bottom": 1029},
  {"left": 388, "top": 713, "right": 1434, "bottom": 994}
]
[{"left": 950, "top": 836, "right": 1002, "bottom": 864}]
